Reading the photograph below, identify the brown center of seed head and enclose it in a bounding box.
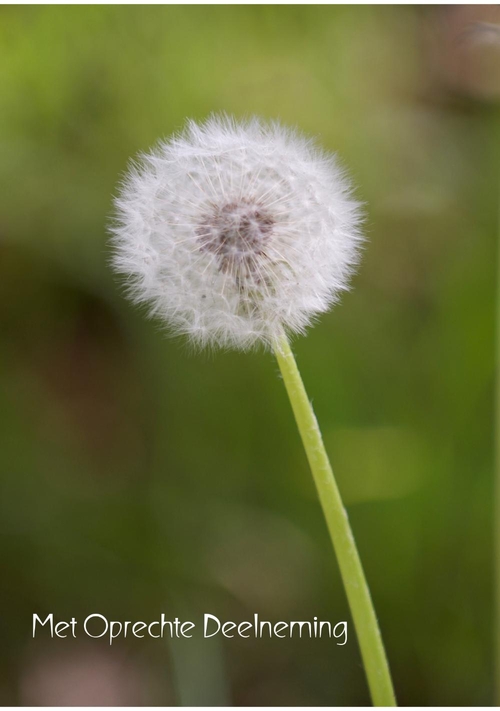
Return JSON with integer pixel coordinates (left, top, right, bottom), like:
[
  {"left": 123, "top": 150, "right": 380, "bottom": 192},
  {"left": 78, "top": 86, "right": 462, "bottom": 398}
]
[{"left": 197, "top": 198, "right": 274, "bottom": 276}]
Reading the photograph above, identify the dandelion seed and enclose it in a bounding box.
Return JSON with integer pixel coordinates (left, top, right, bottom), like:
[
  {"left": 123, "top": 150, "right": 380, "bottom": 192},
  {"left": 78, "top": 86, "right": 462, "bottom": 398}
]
[{"left": 110, "top": 115, "right": 363, "bottom": 350}]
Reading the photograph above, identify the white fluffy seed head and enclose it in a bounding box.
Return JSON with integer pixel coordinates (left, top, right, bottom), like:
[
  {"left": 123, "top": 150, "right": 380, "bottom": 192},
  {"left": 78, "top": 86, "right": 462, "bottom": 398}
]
[{"left": 110, "top": 115, "right": 363, "bottom": 350}]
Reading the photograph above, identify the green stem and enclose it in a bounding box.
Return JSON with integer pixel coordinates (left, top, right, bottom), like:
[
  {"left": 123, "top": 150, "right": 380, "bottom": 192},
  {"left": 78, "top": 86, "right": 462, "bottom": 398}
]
[{"left": 273, "top": 334, "right": 396, "bottom": 707}]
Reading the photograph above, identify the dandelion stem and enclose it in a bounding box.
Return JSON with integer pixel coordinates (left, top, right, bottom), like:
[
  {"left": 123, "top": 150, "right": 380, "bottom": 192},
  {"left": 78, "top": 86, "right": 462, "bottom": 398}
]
[{"left": 273, "top": 333, "right": 396, "bottom": 707}]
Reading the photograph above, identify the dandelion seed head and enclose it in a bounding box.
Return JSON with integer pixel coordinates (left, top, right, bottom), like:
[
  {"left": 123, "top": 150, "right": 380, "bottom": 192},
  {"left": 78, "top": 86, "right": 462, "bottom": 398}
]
[{"left": 110, "top": 115, "right": 363, "bottom": 350}]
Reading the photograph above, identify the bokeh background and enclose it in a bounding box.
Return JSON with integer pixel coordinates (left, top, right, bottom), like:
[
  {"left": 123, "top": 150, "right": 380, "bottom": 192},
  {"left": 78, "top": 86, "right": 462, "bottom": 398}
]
[{"left": 1, "top": 4, "right": 499, "bottom": 706}]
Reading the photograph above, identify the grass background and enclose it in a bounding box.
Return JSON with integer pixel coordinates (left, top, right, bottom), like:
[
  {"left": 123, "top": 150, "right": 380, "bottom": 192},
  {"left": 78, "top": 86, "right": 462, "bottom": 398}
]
[{"left": 0, "top": 4, "right": 498, "bottom": 705}]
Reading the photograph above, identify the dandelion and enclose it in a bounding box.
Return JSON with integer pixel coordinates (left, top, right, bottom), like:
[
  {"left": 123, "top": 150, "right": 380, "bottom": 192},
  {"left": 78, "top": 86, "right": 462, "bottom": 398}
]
[
  {"left": 111, "top": 115, "right": 361, "bottom": 350},
  {"left": 110, "top": 115, "right": 396, "bottom": 706}
]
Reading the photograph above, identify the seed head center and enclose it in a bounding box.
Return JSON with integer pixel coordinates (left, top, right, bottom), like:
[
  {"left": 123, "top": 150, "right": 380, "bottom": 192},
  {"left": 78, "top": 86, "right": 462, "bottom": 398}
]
[{"left": 197, "top": 199, "right": 274, "bottom": 274}]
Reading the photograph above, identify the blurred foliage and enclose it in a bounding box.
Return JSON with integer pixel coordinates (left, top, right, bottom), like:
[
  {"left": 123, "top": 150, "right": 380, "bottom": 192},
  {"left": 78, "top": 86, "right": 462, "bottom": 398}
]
[{"left": 0, "top": 4, "right": 499, "bottom": 705}]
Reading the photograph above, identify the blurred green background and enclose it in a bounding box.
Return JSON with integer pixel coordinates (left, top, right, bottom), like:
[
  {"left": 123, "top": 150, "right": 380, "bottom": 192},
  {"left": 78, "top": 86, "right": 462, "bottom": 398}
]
[{"left": 0, "top": 4, "right": 498, "bottom": 705}]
